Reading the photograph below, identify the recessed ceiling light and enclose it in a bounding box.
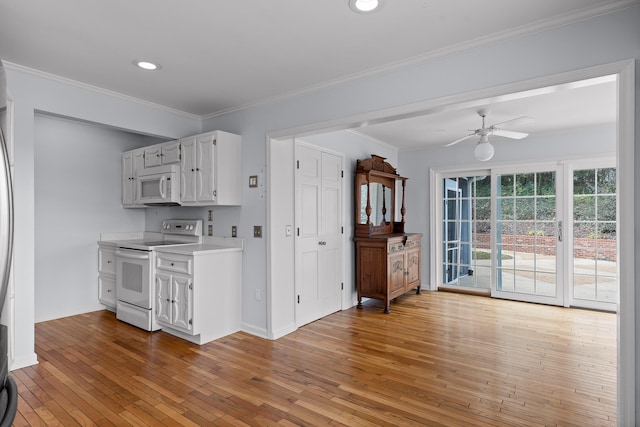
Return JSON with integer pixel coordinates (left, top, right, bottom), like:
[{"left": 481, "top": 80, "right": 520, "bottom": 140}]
[
  {"left": 136, "top": 61, "right": 159, "bottom": 71},
  {"left": 349, "top": 0, "right": 381, "bottom": 13}
]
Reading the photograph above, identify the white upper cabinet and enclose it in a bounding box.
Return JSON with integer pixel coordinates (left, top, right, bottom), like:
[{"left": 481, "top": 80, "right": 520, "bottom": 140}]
[
  {"left": 144, "top": 140, "right": 181, "bottom": 168},
  {"left": 122, "top": 148, "right": 145, "bottom": 208},
  {"left": 122, "top": 131, "right": 241, "bottom": 208},
  {"left": 180, "top": 130, "right": 241, "bottom": 206}
]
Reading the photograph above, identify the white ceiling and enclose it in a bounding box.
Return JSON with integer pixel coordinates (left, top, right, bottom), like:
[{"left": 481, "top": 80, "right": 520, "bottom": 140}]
[
  {"left": 0, "top": 0, "right": 629, "bottom": 147},
  {"left": 354, "top": 76, "right": 618, "bottom": 150}
]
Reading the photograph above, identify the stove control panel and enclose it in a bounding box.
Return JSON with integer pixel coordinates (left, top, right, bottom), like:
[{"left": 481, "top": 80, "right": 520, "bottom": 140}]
[{"left": 161, "top": 219, "right": 203, "bottom": 236}]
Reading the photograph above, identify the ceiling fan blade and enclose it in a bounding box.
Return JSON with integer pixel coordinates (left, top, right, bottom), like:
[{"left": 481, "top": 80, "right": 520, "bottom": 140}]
[
  {"left": 445, "top": 134, "right": 475, "bottom": 147},
  {"left": 490, "top": 116, "right": 533, "bottom": 129},
  {"left": 491, "top": 129, "right": 529, "bottom": 139}
]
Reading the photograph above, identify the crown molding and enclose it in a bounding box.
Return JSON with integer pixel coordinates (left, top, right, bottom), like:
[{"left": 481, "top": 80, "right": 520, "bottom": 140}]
[
  {"left": 3, "top": 61, "right": 201, "bottom": 121},
  {"left": 204, "top": 0, "right": 640, "bottom": 119}
]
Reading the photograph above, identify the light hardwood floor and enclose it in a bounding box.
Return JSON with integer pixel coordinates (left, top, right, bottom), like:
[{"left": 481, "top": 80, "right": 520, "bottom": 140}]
[{"left": 13, "top": 291, "right": 616, "bottom": 426}]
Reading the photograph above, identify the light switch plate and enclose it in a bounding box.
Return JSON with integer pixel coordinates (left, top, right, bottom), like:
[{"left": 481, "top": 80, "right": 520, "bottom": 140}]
[
  {"left": 254, "top": 225, "right": 262, "bottom": 238},
  {"left": 249, "top": 175, "right": 258, "bottom": 188},
  {"left": 231, "top": 226, "right": 237, "bottom": 237}
]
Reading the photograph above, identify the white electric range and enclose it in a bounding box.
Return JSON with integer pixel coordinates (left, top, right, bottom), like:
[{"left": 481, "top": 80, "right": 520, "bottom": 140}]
[{"left": 115, "top": 219, "right": 202, "bottom": 331}]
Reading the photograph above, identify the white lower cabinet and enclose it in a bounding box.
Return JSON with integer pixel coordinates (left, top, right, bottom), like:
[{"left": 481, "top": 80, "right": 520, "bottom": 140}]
[
  {"left": 155, "top": 249, "right": 242, "bottom": 344},
  {"left": 98, "top": 242, "right": 117, "bottom": 309},
  {"left": 156, "top": 271, "right": 193, "bottom": 333}
]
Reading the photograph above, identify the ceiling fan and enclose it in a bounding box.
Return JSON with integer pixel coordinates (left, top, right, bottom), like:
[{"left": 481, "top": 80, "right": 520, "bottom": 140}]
[{"left": 446, "top": 109, "right": 533, "bottom": 161}]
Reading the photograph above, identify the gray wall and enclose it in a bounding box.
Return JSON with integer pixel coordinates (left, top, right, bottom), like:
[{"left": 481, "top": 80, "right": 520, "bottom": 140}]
[{"left": 34, "top": 114, "right": 159, "bottom": 321}]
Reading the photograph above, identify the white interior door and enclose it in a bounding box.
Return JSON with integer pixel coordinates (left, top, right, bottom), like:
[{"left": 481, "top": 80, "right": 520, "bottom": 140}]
[{"left": 295, "top": 143, "right": 343, "bottom": 327}]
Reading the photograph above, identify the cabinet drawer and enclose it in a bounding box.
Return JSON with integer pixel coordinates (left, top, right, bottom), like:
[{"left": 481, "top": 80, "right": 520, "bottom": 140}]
[
  {"left": 99, "top": 274, "right": 116, "bottom": 307},
  {"left": 156, "top": 253, "right": 193, "bottom": 275},
  {"left": 98, "top": 247, "right": 116, "bottom": 275},
  {"left": 405, "top": 237, "right": 421, "bottom": 248},
  {"left": 389, "top": 242, "right": 405, "bottom": 253}
]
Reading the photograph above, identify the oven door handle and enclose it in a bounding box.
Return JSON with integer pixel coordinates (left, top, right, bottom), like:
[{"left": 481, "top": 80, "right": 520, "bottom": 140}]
[{"left": 116, "top": 249, "right": 150, "bottom": 260}]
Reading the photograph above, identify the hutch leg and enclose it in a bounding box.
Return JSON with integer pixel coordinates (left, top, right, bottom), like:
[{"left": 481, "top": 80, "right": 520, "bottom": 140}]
[
  {"left": 384, "top": 297, "right": 390, "bottom": 314},
  {"left": 416, "top": 285, "right": 421, "bottom": 295}
]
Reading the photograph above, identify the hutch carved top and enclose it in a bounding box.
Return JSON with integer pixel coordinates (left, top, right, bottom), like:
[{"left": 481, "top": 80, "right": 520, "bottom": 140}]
[{"left": 354, "top": 155, "right": 407, "bottom": 238}]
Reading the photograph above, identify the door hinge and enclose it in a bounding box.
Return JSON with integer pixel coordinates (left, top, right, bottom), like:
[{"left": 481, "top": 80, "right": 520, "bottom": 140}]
[
  {"left": 189, "top": 319, "right": 193, "bottom": 325},
  {"left": 341, "top": 226, "right": 344, "bottom": 234},
  {"left": 297, "top": 228, "right": 300, "bottom": 236},
  {"left": 212, "top": 139, "right": 217, "bottom": 145},
  {"left": 297, "top": 295, "right": 300, "bottom": 304},
  {"left": 341, "top": 282, "right": 344, "bottom": 290},
  {"left": 296, "top": 160, "right": 300, "bottom": 169},
  {"left": 341, "top": 170, "right": 344, "bottom": 178}
]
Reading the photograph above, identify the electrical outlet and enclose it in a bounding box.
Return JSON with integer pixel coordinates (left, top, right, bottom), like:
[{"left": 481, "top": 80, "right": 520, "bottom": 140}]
[
  {"left": 208, "top": 210, "right": 213, "bottom": 221},
  {"left": 254, "top": 225, "right": 262, "bottom": 238},
  {"left": 207, "top": 225, "right": 213, "bottom": 236},
  {"left": 231, "top": 225, "right": 237, "bottom": 237}
]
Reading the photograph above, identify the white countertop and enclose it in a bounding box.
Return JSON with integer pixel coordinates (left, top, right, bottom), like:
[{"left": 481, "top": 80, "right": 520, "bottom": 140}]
[
  {"left": 155, "top": 243, "right": 243, "bottom": 255},
  {"left": 99, "top": 233, "right": 243, "bottom": 255}
]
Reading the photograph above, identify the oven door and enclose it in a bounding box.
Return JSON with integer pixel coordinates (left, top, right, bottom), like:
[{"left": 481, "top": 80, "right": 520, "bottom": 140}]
[{"left": 116, "top": 247, "right": 153, "bottom": 309}]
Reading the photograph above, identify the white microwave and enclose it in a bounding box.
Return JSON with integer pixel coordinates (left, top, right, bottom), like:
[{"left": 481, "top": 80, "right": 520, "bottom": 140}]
[{"left": 136, "top": 164, "right": 181, "bottom": 206}]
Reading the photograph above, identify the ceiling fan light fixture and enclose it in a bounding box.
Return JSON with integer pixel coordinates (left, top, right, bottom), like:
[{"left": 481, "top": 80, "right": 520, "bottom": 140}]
[
  {"left": 349, "top": 0, "right": 381, "bottom": 13},
  {"left": 474, "top": 136, "right": 494, "bottom": 161}
]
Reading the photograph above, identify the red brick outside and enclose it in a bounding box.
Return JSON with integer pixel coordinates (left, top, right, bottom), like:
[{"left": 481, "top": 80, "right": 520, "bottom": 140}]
[{"left": 474, "top": 234, "right": 616, "bottom": 262}]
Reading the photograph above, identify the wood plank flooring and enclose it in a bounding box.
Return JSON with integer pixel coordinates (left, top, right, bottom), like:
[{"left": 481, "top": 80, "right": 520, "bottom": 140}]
[{"left": 12, "top": 291, "right": 616, "bottom": 426}]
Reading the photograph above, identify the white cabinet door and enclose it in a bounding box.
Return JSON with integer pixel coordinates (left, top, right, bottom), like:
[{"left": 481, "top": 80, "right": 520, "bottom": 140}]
[
  {"left": 155, "top": 273, "right": 193, "bottom": 332},
  {"left": 156, "top": 272, "right": 172, "bottom": 325},
  {"left": 195, "top": 133, "right": 216, "bottom": 203},
  {"left": 180, "top": 137, "right": 198, "bottom": 203},
  {"left": 144, "top": 145, "right": 162, "bottom": 168},
  {"left": 162, "top": 140, "right": 181, "bottom": 165},
  {"left": 171, "top": 274, "right": 193, "bottom": 332},
  {"left": 122, "top": 149, "right": 145, "bottom": 207},
  {"left": 180, "top": 132, "right": 216, "bottom": 204}
]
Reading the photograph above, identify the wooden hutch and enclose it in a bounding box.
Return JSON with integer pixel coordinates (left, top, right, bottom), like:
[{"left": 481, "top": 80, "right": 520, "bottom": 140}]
[{"left": 354, "top": 155, "right": 422, "bottom": 313}]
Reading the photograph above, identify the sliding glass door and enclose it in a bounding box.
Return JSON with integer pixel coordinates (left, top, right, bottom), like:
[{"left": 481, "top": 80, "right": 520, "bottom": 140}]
[
  {"left": 436, "top": 161, "right": 617, "bottom": 310},
  {"left": 492, "top": 167, "right": 563, "bottom": 305}
]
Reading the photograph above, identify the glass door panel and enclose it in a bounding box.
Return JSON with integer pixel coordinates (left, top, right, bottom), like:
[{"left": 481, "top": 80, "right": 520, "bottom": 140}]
[
  {"left": 571, "top": 167, "right": 617, "bottom": 310},
  {"left": 493, "top": 168, "right": 563, "bottom": 305},
  {"left": 441, "top": 175, "right": 491, "bottom": 290}
]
